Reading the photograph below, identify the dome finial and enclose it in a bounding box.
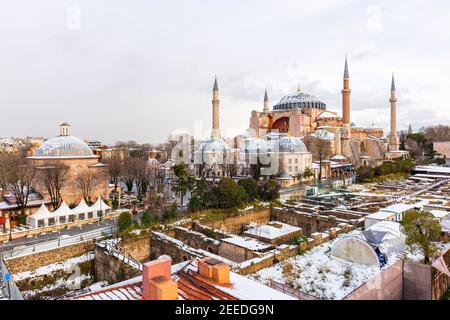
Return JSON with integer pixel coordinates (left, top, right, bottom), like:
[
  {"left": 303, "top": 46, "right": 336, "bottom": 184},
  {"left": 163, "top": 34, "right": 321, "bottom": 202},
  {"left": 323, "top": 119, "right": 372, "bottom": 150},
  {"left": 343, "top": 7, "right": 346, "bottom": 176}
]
[
  {"left": 296, "top": 83, "right": 301, "bottom": 93},
  {"left": 59, "top": 122, "right": 71, "bottom": 136}
]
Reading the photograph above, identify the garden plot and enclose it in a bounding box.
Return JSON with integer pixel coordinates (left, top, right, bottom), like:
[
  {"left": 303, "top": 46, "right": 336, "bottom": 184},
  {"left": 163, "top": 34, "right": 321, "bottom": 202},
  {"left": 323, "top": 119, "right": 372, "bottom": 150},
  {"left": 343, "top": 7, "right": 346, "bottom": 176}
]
[
  {"left": 248, "top": 231, "right": 384, "bottom": 300},
  {"left": 13, "top": 252, "right": 95, "bottom": 300}
]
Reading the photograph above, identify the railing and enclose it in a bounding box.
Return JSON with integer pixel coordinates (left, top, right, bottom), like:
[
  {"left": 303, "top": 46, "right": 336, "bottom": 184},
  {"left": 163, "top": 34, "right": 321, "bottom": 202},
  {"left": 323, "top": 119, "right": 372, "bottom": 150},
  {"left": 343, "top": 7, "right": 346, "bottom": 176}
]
[
  {"left": 1, "top": 226, "right": 116, "bottom": 260},
  {"left": 268, "top": 279, "right": 320, "bottom": 300},
  {"left": 0, "top": 257, "right": 23, "bottom": 300},
  {"left": 95, "top": 238, "right": 143, "bottom": 271}
]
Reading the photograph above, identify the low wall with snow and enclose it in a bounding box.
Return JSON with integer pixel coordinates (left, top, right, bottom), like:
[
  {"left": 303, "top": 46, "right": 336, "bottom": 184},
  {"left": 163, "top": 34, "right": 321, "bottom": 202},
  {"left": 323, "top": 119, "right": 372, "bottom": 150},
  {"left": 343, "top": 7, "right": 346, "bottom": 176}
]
[
  {"left": 202, "top": 209, "right": 271, "bottom": 234},
  {"left": 4, "top": 240, "right": 95, "bottom": 274}
]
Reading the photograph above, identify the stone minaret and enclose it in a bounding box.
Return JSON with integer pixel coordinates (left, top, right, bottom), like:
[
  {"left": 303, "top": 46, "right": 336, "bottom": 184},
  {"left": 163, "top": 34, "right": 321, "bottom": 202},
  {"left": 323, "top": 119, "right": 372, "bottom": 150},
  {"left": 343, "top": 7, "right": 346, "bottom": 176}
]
[
  {"left": 387, "top": 74, "right": 399, "bottom": 151},
  {"left": 211, "top": 76, "right": 221, "bottom": 138},
  {"left": 341, "top": 55, "right": 351, "bottom": 138},
  {"left": 263, "top": 89, "right": 269, "bottom": 113},
  {"left": 59, "top": 122, "right": 71, "bottom": 136}
]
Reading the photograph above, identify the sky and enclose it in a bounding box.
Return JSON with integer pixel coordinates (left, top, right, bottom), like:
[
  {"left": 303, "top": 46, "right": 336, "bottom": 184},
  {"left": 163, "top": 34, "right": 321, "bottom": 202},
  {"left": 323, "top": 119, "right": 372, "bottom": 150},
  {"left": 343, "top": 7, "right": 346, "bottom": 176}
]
[{"left": 0, "top": 0, "right": 449, "bottom": 144}]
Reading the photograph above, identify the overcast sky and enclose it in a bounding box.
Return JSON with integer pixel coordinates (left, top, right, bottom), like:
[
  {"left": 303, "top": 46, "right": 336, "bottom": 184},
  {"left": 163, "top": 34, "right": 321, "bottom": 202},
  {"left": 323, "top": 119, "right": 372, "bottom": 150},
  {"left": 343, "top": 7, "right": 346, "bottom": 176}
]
[{"left": 1, "top": 0, "right": 449, "bottom": 144}]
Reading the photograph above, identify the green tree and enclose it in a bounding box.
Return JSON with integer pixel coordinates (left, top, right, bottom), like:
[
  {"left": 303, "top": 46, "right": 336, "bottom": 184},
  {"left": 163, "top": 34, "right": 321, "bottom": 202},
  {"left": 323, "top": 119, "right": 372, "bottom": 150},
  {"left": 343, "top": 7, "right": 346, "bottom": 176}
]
[
  {"left": 141, "top": 210, "right": 160, "bottom": 228},
  {"left": 118, "top": 212, "right": 133, "bottom": 232},
  {"left": 302, "top": 167, "right": 314, "bottom": 180},
  {"left": 402, "top": 210, "right": 442, "bottom": 264},
  {"left": 171, "top": 162, "right": 195, "bottom": 205},
  {"left": 356, "top": 166, "right": 375, "bottom": 182},
  {"left": 259, "top": 179, "right": 280, "bottom": 201},
  {"left": 238, "top": 178, "right": 260, "bottom": 201},
  {"left": 214, "top": 177, "right": 248, "bottom": 208},
  {"left": 162, "top": 203, "right": 178, "bottom": 223}
]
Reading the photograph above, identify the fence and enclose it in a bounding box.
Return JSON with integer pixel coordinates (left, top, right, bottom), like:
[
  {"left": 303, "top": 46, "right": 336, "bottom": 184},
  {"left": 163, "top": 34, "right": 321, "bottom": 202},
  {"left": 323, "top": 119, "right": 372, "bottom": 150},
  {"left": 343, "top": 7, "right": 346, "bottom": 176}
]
[
  {"left": 1, "top": 226, "right": 116, "bottom": 260},
  {"left": 268, "top": 279, "right": 320, "bottom": 300},
  {"left": 0, "top": 257, "right": 23, "bottom": 300}
]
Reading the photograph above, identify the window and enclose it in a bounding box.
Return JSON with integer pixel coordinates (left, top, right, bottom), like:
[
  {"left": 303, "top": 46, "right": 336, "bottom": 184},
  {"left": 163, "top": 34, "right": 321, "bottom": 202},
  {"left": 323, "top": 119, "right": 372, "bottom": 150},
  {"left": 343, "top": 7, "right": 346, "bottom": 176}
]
[
  {"left": 79, "top": 213, "right": 85, "bottom": 220},
  {"left": 38, "top": 219, "right": 45, "bottom": 228},
  {"left": 69, "top": 215, "right": 76, "bottom": 222},
  {"left": 48, "top": 218, "right": 56, "bottom": 226},
  {"left": 295, "top": 159, "right": 298, "bottom": 164},
  {"left": 295, "top": 166, "right": 298, "bottom": 172},
  {"left": 59, "top": 216, "right": 66, "bottom": 224},
  {"left": 105, "top": 209, "right": 111, "bottom": 215},
  {"left": 88, "top": 212, "right": 93, "bottom": 219},
  {"left": 288, "top": 159, "right": 292, "bottom": 164},
  {"left": 97, "top": 210, "right": 103, "bottom": 217},
  {"left": 289, "top": 166, "right": 292, "bottom": 172}
]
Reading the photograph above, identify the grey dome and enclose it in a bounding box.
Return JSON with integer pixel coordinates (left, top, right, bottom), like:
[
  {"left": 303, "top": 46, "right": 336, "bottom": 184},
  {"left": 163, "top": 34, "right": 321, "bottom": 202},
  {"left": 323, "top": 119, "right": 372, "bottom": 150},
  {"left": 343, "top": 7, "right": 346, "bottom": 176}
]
[
  {"left": 273, "top": 91, "right": 326, "bottom": 111},
  {"left": 197, "top": 138, "right": 231, "bottom": 153},
  {"left": 33, "top": 135, "right": 95, "bottom": 158},
  {"left": 278, "top": 136, "right": 308, "bottom": 153}
]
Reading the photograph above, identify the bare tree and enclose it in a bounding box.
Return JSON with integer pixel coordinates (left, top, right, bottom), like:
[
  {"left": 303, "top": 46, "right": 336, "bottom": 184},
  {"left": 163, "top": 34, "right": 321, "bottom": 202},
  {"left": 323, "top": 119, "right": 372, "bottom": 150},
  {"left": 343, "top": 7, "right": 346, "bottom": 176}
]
[
  {"left": 424, "top": 125, "right": 450, "bottom": 142},
  {"left": 104, "top": 155, "right": 123, "bottom": 193},
  {"left": 7, "top": 156, "right": 36, "bottom": 215},
  {"left": 134, "top": 157, "right": 150, "bottom": 199},
  {"left": 310, "top": 137, "right": 330, "bottom": 181},
  {"left": 122, "top": 156, "right": 138, "bottom": 192},
  {"left": 76, "top": 169, "right": 97, "bottom": 203},
  {"left": 38, "top": 162, "right": 70, "bottom": 210},
  {"left": 0, "top": 152, "right": 14, "bottom": 196}
]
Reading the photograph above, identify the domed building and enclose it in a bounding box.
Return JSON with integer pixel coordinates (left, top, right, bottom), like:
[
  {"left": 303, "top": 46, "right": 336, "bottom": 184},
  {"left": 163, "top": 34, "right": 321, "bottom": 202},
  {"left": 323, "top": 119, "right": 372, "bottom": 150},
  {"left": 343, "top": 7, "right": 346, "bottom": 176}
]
[
  {"left": 194, "top": 78, "right": 233, "bottom": 178},
  {"left": 28, "top": 123, "right": 110, "bottom": 206},
  {"left": 249, "top": 57, "right": 393, "bottom": 168}
]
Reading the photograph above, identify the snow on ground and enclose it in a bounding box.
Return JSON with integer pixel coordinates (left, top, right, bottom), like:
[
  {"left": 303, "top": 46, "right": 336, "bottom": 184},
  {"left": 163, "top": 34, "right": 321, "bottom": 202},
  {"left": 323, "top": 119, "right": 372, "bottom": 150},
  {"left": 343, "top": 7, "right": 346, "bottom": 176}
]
[
  {"left": 247, "top": 231, "right": 381, "bottom": 300},
  {"left": 13, "top": 252, "right": 94, "bottom": 281}
]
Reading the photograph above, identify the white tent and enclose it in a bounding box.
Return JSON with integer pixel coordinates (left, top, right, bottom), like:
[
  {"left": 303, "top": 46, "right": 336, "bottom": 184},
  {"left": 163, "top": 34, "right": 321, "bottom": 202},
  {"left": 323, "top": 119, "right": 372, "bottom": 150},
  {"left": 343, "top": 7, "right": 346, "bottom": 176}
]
[
  {"left": 53, "top": 201, "right": 75, "bottom": 224},
  {"left": 72, "top": 198, "right": 92, "bottom": 220},
  {"left": 28, "top": 204, "right": 55, "bottom": 228},
  {"left": 89, "top": 197, "right": 111, "bottom": 217}
]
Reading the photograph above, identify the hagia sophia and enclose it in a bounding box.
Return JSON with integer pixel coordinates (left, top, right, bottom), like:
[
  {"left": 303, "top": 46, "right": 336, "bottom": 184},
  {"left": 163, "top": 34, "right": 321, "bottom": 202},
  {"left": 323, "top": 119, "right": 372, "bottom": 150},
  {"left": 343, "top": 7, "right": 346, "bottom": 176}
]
[{"left": 194, "top": 56, "right": 409, "bottom": 186}]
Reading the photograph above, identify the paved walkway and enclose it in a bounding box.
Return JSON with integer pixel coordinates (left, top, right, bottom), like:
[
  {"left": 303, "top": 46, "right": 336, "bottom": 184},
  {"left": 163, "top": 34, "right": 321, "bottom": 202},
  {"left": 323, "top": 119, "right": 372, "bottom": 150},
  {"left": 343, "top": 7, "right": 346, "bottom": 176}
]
[{"left": 0, "top": 219, "right": 117, "bottom": 254}]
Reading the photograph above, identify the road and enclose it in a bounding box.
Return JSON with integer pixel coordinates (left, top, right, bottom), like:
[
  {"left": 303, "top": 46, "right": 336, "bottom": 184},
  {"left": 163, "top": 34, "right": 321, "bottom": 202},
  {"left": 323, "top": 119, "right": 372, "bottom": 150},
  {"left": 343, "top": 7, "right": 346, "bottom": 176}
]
[{"left": 0, "top": 219, "right": 117, "bottom": 254}]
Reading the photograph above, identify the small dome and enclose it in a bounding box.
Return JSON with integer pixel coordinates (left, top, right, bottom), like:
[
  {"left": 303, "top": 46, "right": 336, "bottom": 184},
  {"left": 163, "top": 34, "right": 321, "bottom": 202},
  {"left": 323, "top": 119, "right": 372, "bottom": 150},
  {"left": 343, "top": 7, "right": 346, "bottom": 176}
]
[
  {"left": 197, "top": 138, "right": 231, "bottom": 154},
  {"left": 278, "top": 136, "right": 308, "bottom": 153},
  {"left": 273, "top": 91, "right": 326, "bottom": 111},
  {"left": 243, "top": 138, "right": 268, "bottom": 154},
  {"left": 312, "top": 129, "right": 335, "bottom": 140},
  {"left": 33, "top": 135, "right": 95, "bottom": 158}
]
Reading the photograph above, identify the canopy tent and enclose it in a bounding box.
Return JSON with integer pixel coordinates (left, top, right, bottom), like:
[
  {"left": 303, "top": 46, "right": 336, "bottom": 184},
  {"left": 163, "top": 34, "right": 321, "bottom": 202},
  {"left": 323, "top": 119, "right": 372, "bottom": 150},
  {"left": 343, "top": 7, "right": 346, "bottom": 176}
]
[
  {"left": 28, "top": 204, "right": 56, "bottom": 228},
  {"left": 53, "top": 201, "right": 75, "bottom": 224},
  {"left": 72, "top": 198, "right": 93, "bottom": 220},
  {"left": 89, "top": 197, "right": 111, "bottom": 217}
]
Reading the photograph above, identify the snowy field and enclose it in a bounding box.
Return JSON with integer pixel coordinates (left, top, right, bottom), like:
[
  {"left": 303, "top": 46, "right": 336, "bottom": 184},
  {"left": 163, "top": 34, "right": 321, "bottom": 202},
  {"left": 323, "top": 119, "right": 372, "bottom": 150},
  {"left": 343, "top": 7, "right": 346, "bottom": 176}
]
[
  {"left": 247, "top": 231, "right": 383, "bottom": 300},
  {"left": 13, "top": 252, "right": 95, "bottom": 300}
]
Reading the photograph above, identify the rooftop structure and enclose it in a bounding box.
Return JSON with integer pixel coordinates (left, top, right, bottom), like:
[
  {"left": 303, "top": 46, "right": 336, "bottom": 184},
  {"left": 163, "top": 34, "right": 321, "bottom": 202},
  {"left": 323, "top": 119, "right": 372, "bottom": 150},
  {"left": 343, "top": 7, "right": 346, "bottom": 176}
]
[{"left": 71, "top": 257, "right": 294, "bottom": 300}]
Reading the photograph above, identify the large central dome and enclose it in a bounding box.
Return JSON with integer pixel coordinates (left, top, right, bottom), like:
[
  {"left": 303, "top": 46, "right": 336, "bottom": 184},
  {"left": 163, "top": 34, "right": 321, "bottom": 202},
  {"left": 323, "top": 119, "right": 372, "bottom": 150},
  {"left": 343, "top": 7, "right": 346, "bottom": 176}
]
[
  {"left": 30, "top": 123, "right": 96, "bottom": 159},
  {"left": 273, "top": 90, "right": 326, "bottom": 111}
]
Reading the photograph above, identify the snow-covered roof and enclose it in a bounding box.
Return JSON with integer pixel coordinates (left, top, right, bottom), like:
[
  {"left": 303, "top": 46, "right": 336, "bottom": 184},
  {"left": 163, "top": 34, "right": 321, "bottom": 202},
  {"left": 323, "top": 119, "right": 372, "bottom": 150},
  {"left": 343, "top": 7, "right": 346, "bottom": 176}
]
[
  {"left": 222, "top": 235, "right": 272, "bottom": 251},
  {"left": 312, "top": 129, "right": 335, "bottom": 140},
  {"left": 430, "top": 210, "right": 450, "bottom": 219},
  {"left": 317, "top": 111, "right": 340, "bottom": 119},
  {"left": 415, "top": 165, "right": 450, "bottom": 174},
  {"left": 363, "top": 221, "right": 403, "bottom": 243},
  {"left": 90, "top": 197, "right": 111, "bottom": 211},
  {"left": 244, "top": 221, "right": 301, "bottom": 240}
]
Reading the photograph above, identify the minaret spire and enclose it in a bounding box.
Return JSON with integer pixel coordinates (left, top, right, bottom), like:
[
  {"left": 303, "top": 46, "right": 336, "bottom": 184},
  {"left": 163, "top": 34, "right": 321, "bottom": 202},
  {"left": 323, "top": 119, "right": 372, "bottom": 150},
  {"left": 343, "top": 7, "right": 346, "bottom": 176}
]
[
  {"left": 263, "top": 89, "right": 269, "bottom": 113},
  {"left": 342, "top": 55, "right": 351, "bottom": 138},
  {"left": 211, "top": 76, "right": 220, "bottom": 138},
  {"left": 344, "top": 55, "right": 349, "bottom": 79},
  {"left": 387, "top": 73, "right": 399, "bottom": 151}
]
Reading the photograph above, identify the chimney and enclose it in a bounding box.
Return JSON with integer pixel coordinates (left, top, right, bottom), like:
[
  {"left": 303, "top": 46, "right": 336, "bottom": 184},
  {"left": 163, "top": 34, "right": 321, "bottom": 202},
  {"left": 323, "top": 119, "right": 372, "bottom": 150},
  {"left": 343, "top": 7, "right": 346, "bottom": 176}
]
[
  {"left": 142, "top": 257, "right": 178, "bottom": 300},
  {"left": 198, "top": 258, "right": 230, "bottom": 284}
]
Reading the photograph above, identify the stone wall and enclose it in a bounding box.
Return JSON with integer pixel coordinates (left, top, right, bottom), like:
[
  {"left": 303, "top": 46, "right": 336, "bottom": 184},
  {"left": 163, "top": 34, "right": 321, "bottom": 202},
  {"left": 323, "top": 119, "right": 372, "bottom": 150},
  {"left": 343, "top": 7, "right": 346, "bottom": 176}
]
[
  {"left": 121, "top": 235, "right": 151, "bottom": 262},
  {"left": 344, "top": 259, "right": 404, "bottom": 300},
  {"left": 191, "top": 222, "right": 229, "bottom": 240},
  {"left": 218, "top": 242, "right": 259, "bottom": 263},
  {"left": 93, "top": 246, "right": 141, "bottom": 284},
  {"left": 5, "top": 241, "right": 95, "bottom": 274},
  {"left": 172, "top": 226, "right": 221, "bottom": 255},
  {"left": 203, "top": 209, "right": 270, "bottom": 234},
  {"left": 149, "top": 232, "right": 203, "bottom": 264},
  {"left": 403, "top": 260, "right": 432, "bottom": 300},
  {"left": 234, "top": 245, "right": 298, "bottom": 275},
  {"left": 271, "top": 207, "right": 353, "bottom": 235}
]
